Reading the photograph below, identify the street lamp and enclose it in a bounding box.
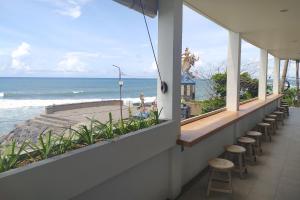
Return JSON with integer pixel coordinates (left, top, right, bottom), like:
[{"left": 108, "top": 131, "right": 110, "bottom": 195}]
[{"left": 113, "top": 65, "right": 123, "bottom": 120}]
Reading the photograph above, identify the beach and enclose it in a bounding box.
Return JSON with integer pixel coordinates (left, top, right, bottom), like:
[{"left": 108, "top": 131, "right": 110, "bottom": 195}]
[{"left": 0, "top": 77, "right": 212, "bottom": 137}]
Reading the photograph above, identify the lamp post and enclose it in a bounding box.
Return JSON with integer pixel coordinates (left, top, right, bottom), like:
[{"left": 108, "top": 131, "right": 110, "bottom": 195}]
[{"left": 113, "top": 65, "right": 123, "bottom": 120}]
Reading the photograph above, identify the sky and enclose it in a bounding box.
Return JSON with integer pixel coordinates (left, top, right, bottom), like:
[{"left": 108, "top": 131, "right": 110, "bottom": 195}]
[{"left": 0, "top": 0, "right": 295, "bottom": 79}]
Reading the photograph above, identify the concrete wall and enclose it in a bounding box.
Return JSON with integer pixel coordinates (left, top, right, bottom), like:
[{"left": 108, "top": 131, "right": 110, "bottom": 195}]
[
  {"left": 45, "top": 100, "right": 121, "bottom": 114},
  {"left": 0, "top": 121, "right": 177, "bottom": 200}
]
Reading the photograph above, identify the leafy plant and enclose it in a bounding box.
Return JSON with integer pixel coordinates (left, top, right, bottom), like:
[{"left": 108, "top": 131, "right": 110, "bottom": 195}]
[
  {"left": 0, "top": 140, "right": 27, "bottom": 172},
  {"left": 94, "top": 112, "right": 115, "bottom": 139},
  {"left": 149, "top": 108, "right": 162, "bottom": 125},
  {"left": 28, "top": 131, "right": 58, "bottom": 160},
  {"left": 73, "top": 120, "right": 97, "bottom": 145},
  {"left": 57, "top": 130, "right": 76, "bottom": 154},
  {"left": 283, "top": 88, "right": 297, "bottom": 106},
  {"left": 201, "top": 98, "right": 225, "bottom": 113},
  {"left": 0, "top": 109, "right": 163, "bottom": 174}
]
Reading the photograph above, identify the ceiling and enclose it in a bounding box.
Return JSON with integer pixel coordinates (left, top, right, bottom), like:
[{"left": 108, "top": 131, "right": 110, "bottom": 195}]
[{"left": 184, "top": 0, "right": 300, "bottom": 60}]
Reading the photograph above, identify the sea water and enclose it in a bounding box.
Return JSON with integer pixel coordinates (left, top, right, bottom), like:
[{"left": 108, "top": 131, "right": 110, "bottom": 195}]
[{"left": 0, "top": 77, "right": 211, "bottom": 135}]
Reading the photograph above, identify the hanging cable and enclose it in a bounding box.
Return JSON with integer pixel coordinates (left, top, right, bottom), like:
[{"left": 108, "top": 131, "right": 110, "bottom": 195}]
[{"left": 139, "top": 0, "right": 168, "bottom": 93}]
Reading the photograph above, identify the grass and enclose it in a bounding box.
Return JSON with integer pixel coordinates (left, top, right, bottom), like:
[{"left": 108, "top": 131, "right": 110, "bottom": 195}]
[{"left": 0, "top": 109, "right": 163, "bottom": 174}]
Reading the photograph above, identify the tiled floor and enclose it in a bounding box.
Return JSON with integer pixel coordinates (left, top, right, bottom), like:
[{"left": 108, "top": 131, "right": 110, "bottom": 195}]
[{"left": 178, "top": 108, "right": 300, "bottom": 200}]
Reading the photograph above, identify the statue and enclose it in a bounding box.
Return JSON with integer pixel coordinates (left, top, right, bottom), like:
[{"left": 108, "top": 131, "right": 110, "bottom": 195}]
[{"left": 181, "top": 48, "right": 199, "bottom": 79}]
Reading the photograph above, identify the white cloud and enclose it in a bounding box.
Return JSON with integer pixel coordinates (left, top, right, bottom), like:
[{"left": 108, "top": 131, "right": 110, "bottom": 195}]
[
  {"left": 143, "top": 61, "right": 157, "bottom": 74},
  {"left": 52, "top": 0, "right": 91, "bottom": 18},
  {"left": 11, "top": 42, "right": 31, "bottom": 71},
  {"left": 56, "top": 51, "right": 98, "bottom": 73}
]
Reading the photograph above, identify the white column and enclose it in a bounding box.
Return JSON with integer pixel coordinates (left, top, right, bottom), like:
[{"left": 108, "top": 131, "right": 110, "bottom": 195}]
[
  {"left": 273, "top": 57, "right": 280, "bottom": 95},
  {"left": 258, "top": 49, "right": 268, "bottom": 100},
  {"left": 226, "top": 31, "right": 241, "bottom": 111},
  {"left": 157, "top": 0, "right": 182, "bottom": 122},
  {"left": 157, "top": 0, "right": 183, "bottom": 199}
]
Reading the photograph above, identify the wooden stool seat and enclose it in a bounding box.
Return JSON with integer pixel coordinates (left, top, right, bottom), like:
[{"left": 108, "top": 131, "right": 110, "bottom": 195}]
[
  {"left": 246, "top": 131, "right": 263, "bottom": 155},
  {"left": 281, "top": 105, "right": 289, "bottom": 116},
  {"left": 207, "top": 158, "right": 234, "bottom": 196},
  {"left": 257, "top": 122, "right": 272, "bottom": 142},
  {"left": 226, "top": 144, "right": 246, "bottom": 153},
  {"left": 274, "top": 111, "right": 284, "bottom": 115},
  {"left": 247, "top": 131, "right": 262, "bottom": 137},
  {"left": 208, "top": 158, "right": 234, "bottom": 170},
  {"left": 258, "top": 122, "right": 270, "bottom": 127},
  {"left": 267, "top": 114, "right": 279, "bottom": 128},
  {"left": 238, "top": 137, "right": 256, "bottom": 163},
  {"left": 225, "top": 145, "right": 247, "bottom": 178},
  {"left": 273, "top": 111, "right": 285, "bottom": 125},
  {"left": 238, "top": 136, "right": 255, "bottom": 144},
  {"left": 264, "top": 118, "right": 275, "bottom": 122},
  {"left": 263, "top": 118, "right": 276, "bottom": 134}
]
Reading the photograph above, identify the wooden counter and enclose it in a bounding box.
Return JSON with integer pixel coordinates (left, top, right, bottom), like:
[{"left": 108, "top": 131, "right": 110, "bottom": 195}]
[{"left": 178, "top": 94, "right": 283, "bottom": 147}]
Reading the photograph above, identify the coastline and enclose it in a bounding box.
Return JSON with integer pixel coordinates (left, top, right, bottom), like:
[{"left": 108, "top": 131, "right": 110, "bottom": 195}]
[{"left": 0, "top": 99, "right": 153, "bottom": 145}]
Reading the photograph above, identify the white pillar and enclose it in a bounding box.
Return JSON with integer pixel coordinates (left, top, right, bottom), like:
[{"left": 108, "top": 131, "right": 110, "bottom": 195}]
[
  {"left": 157, "top": 0, "right": 183, "bottom": 199},
  {"left": 157, "top": 0, "right": 182, "bottom": 122},
  {"left": 273, "top": 57, "right": 280, "bottom": 95},
  {"left": 259, "top": 49, "right": 268, "bottom": 100},
  {"left": 226, "top": 31, "right": 241, "bottom": 111}
]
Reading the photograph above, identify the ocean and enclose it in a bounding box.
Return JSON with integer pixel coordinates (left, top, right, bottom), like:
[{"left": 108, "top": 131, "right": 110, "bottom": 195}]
[{"left": 0, "top": 77, "right": 211, "bottom": 135}]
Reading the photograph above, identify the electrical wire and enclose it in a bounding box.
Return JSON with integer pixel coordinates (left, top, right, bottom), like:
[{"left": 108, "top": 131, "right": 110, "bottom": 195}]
[{"left": 139, "top": 0, "right": 162, "bottom": 83}]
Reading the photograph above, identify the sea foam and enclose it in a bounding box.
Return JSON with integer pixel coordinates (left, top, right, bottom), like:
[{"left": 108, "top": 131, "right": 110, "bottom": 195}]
[{"left": 0, "top": 97, "right": 156, "bottom": 109}]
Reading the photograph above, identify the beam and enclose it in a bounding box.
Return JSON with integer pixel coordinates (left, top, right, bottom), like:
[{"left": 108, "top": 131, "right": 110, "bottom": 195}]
[
  {"left": 258, "top": 49, "right": 268, "bottom": 100},
  {"left": 226, "top": 31, "right": 241, "bottom": 111},
  {"left": 273, "top": 57, "right": 280, "bottom": 95}
]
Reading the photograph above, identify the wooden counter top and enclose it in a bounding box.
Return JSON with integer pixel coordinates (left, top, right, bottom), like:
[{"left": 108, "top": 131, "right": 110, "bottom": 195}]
[{"left": 178, "top": 94, "right": 283, "bottom": 147}]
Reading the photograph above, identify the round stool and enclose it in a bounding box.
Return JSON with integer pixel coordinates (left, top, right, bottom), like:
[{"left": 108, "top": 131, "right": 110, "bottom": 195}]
[
  {"left": 281, "top": 104, "right": 289, "bottom": 116},
  {"left": 225, "top": 145, "right": 247, "bottom": 178},
  {"left": 274, "top": 111, "right": 285, "bottom": 125},
  {"left": 263, "top": 118, "right": 276, "bottom": 134},
  {"left": 266, "top": 114, "right": 278, "bottom": 129},
  {"left": 207, "top": 158, "right": 234, "bottom": 196},
  {"left": 246, "top": 131, "right": 263, "bottom": 155},
  {"left": 238, "top": 137, "right": 256, "bottom": 163},
  {"left": 278, "top": 107, "right": 288, "bottom": 118},
  {"left": 257, "top": 123, "right": 272, "bottom": 142}
]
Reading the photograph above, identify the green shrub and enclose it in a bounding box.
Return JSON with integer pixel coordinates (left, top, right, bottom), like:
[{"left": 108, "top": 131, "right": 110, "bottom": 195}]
[
  {"left": 0, "top": 140, "right": 27, "bottom": 172},
  {"left": 28, "top": 131, "right": 58, "bottom": 160},
  {"left": 0, "top": 108, "right": 163, "bottom": 174},
  {"left": 201, "top": 98, "right": 225, "bottom": 113},
  {"left": 283, "top": 88, "right": 297, "bottom": 106}
]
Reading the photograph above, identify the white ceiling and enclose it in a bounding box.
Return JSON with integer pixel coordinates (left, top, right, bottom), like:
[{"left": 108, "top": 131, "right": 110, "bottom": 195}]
[{"left": 185, "top": 0, "right": 300, "bottom": 60}]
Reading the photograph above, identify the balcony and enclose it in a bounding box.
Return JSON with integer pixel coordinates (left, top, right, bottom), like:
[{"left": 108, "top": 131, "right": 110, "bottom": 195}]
[{"left": 179, "top": 108, "right": 300, "bottom": 200}]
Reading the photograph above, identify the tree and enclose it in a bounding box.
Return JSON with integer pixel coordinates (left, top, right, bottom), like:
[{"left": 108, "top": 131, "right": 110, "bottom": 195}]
[{"left": 211, "top": 72, "right": 258, "bottom": 100}]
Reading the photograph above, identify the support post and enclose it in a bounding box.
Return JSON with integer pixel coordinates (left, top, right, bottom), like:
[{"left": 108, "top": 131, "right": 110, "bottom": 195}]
[
  {"left": 258, "top": 49, "right": 268, "bottom": 100},
  {"left": 226, "top": 31, "right": 241, "bottom": 111},
  {"left": 157, "top": 0, "right": 182, "bottom": 122},
  {"left": 157, "top": 0, "right": 183, "bottom": 199},
  {"left": 273, "top": 57, "right": 280, "bottom": 95},
  {"left": 296, "top": 60, "right": 299, "bottom": 102}
]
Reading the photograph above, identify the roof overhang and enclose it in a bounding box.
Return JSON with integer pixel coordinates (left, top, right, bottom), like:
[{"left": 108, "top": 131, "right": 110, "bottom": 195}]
[{"left": 185, "top": 0, "right": 300, "bottom": 60}]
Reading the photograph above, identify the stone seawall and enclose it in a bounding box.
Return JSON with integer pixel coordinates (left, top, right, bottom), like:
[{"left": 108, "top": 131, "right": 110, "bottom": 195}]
[{"left": 45, "top": 100, "right": 122, "bottom": 114}]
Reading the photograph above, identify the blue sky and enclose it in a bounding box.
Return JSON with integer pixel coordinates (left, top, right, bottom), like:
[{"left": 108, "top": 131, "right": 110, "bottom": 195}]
[{"left": 0, "top": 0, "right": 288, "bottom": 78}]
